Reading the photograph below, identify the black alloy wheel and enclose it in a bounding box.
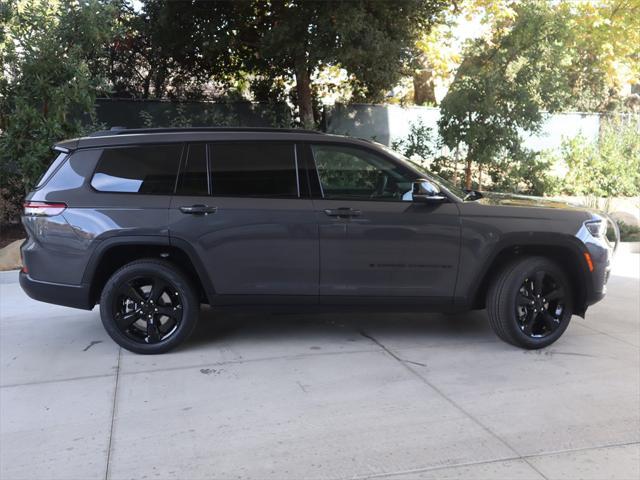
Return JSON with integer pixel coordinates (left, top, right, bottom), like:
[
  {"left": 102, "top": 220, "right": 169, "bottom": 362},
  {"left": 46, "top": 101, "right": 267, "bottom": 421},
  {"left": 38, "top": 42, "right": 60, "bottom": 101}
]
[
  {"left": 516, "top": 270, "right": 566, "bottom": 338},
  {"left": 487, "top": 256, "right": 573, "bottom": 349},
  {"left": 113, "top": 276, "right": 183, "bottom": 344},
  {"left": 100, "top": 259, "right": 199, "bottom": 354}
]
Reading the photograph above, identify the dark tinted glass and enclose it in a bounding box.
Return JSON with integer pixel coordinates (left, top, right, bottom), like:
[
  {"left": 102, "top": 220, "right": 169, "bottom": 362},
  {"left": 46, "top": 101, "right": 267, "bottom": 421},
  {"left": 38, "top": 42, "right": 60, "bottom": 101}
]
[
  {"left": 36, "top": 152, "right": 67, "bottom": 189},
  {"left": 91, "top": 145, "right": 181, "bottom": 194},
  {"left": 210, "top": 143, "right": 298, "bottom": 197},
  {"left": 312, "top": 144, "right": 413, "bottom": 201},
  {"left": 177, "top": 144, "right": 208, "bottom": 195}
]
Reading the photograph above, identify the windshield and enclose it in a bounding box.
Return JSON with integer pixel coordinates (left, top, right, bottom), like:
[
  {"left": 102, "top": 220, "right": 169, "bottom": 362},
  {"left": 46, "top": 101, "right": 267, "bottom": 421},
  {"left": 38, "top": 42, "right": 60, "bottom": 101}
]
[{"left": 376, "top": 143, "right": 466, "bottom": 200}]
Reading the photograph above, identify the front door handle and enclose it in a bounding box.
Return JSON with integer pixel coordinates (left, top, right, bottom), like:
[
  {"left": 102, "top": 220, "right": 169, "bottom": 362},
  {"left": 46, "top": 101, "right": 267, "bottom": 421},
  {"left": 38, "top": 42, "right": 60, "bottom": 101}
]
[
  {"left": 179, "top": 204, "right": 217, "bottom": 215},
  {"left": 323, "top": 208, "right": 362, "bottom": 218}
]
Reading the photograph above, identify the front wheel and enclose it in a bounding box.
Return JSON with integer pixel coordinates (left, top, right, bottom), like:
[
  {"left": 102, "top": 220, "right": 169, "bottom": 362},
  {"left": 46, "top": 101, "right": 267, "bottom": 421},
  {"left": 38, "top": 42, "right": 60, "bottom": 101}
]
[
  {"left": 487, "top": 256, "right": 573, "bottom": 349},
  {"left": 99, "top": 259, "right": 199, "bottom": 354}
]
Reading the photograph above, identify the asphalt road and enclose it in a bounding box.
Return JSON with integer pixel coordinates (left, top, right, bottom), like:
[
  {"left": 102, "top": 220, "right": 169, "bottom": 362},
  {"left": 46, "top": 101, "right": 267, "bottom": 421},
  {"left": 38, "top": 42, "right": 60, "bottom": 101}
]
[{"left": 1, "top": 254, "right": 638, "bottom": 480}]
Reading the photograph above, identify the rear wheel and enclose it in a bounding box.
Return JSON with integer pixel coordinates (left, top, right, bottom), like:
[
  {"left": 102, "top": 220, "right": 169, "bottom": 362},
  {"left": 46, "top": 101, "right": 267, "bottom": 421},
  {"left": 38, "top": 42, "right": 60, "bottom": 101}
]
[
  {"left": 487, "top": 256, "right": 573, "bottom": 349},
  {"left": 99, "top": 259, "right": 199, "bottom": 354}
]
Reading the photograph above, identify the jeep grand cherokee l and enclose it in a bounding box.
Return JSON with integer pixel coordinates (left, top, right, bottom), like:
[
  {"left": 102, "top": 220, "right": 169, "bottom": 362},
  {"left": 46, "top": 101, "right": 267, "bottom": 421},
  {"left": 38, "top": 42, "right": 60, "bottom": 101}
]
[{"left": 20, "top": 127, "right": 614, "bottom": 354}]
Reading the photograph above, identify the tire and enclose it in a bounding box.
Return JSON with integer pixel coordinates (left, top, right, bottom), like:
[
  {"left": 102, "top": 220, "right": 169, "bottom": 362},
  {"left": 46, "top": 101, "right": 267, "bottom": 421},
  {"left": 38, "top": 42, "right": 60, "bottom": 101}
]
[
  {"left": 99, "top": 259, "right": 199, "bottom": 354},
  {"left": 487, "top": 256, "right": 573, "bottom": 349}
]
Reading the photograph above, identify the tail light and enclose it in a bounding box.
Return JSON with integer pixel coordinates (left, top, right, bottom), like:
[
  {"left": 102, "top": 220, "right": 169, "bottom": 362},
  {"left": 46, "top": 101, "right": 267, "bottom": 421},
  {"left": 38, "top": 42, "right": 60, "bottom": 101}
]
[{"left": 23, "top": 201, "right": 67, "bottom": 216}]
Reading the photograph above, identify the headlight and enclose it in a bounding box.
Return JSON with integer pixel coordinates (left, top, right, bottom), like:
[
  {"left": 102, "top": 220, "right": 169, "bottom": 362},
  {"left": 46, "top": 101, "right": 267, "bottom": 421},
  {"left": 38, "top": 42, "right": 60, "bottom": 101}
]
[{"left": 585, "top": 219, "right": 607, "bottom": 237}]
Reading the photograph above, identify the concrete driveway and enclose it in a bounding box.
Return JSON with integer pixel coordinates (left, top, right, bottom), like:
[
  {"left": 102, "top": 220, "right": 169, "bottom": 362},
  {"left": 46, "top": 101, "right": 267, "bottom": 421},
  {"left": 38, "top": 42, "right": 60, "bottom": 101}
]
[{"left": 1, "top": 255, "right": 638, "bottom": 480}]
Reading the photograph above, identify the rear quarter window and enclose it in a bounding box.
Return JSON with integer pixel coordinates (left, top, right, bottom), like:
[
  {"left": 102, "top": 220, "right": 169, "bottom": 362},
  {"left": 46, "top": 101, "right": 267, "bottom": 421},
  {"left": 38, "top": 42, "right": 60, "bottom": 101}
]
[
  {"left": 35, "top": 152, "right": 68, "bottom": 189},
  {"left": 91, "top": 144, "right": 182, "bottom": 194}
]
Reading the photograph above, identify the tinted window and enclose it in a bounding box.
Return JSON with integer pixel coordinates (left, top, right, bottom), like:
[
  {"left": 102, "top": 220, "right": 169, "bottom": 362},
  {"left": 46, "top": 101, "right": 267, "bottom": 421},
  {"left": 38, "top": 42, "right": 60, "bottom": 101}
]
[
  {"left": 91, "top": 145, "right": 181, "bottom": 194},
  {"left": 312, "top": 144, "right": 413, "bottom": 201},
  {"left": 210, "top": 143, "right": 298, "bottom": 197},
  {"left": 177, "top": 144, "right": 208, "bottom": 195},
  {"left": 35, "top": 152, "right": 68, "bottom": 189}
]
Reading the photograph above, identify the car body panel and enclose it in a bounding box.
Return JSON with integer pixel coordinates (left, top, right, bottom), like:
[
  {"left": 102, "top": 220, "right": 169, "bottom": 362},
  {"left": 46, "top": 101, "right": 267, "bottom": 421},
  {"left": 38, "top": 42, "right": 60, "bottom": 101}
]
[
  {"left": 169, "top": 195, "right": 319, "bottom": 300},
  {"left": 313, "top": 198, "right": 461, "bottom": 298}
]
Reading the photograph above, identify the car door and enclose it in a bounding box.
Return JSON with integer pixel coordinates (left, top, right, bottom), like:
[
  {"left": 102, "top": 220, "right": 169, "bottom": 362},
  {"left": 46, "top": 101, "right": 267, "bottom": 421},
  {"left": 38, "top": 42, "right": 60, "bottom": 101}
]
[
  {"left": 307, "top": 143, "right": 460, "bottom": 302},
  {"left": 168, "top": 141, "right": 318, "bottom": 304}
]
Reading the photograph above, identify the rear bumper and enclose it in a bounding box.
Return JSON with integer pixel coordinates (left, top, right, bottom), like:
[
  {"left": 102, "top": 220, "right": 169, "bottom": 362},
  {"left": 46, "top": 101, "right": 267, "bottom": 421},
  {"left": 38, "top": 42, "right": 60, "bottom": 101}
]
[{"left": 19, "top": 272, "right": 93, "bottom": 310}]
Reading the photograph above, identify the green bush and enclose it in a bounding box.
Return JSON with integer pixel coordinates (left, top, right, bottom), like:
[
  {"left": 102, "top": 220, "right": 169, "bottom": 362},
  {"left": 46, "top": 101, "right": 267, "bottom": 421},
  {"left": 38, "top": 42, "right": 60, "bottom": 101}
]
[
  {"left": 486, "top": 149, "right": 560, "bottom": 197},
  {"left": 0, "top": 0, "right": 115, "bottom": 224},
  {"left": 615, "top": 221, "right": 640, "bottom": 242},
  {"left": 560, "top": 118, "right": 640, "bottom": 197}
]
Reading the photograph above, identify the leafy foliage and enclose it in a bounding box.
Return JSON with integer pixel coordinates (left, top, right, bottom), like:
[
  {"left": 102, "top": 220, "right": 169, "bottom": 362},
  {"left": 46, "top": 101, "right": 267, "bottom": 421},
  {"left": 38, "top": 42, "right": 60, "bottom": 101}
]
[
  {"left": 0, "top": 0, "right": 116, "bottom": 223},
  {"left": 486, "top": 149, "right": 559, "bottom": 197},
  {"left": 615, "top": 221, "right": 640, "bottom": 242},
  {"left": 559, "top": 118, "right": 640, "bottom": 197},
  {"left": 438, "top": 1, "right": 572, "bottom": 189},
  {"left": 560, "top": 0, "right": 640, "bottom": 112},
  {"left": 390, "top": 120, "right": 436, "bottom": 160},
  {"left": 140, "top": 0, "right": 450, "bottom": 127}
]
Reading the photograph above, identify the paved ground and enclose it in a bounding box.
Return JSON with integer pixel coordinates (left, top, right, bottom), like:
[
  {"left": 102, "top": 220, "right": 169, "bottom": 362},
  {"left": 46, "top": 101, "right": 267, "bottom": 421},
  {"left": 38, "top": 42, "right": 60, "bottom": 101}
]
[{"left": 1, "top": 255, "right": 639, "bottom": 480}]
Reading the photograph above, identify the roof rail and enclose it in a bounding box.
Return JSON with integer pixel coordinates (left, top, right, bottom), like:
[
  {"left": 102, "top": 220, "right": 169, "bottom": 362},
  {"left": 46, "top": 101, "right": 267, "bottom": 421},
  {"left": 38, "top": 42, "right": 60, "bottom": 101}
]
[{"left": 88, "top": 126, "right": 323, "bottom": 137}]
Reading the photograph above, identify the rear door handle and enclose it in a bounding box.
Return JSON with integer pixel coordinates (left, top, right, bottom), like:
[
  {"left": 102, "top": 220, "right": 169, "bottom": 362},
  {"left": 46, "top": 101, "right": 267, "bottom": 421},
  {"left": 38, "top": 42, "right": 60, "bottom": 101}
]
[
  {"left": 179, "top": 204, "right": 217, "bottom": 215},
  {"left": 323, "top": 208, "right": 362, "bottom": 218}
]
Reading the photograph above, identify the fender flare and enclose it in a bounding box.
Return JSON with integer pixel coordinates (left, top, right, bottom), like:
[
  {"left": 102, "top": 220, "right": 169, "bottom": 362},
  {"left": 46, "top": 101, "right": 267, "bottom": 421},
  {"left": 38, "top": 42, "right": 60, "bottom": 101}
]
[
  {"left": 82, "top": 235, "right": 216, "bottom": 304},
  {"left": 465, "top": 232, "right": 593, "bottom": 312}
]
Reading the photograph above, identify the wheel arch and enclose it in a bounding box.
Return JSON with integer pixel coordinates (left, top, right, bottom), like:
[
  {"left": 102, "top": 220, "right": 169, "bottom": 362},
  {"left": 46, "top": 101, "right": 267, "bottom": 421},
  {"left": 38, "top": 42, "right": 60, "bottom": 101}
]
[
  {"left": 469, "top": 235, "right": 592, "bottom": 317},
  {"left": 83, "top": 236, "right": 215, "bottom": 307}
]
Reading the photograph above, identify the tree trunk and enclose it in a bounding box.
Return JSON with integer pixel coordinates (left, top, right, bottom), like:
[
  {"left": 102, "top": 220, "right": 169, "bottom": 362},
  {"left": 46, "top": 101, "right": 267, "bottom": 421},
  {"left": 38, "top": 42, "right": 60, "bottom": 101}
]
[
  {"left": 294, "top": 56, "right": 314, "bottom": 129},
  {"left": 413, "top": 69, "right": 437, "bottom": 105},
  {"left": 452, "top": 145, "right": 460, "bottom": 186},
  {"left": 464, "top": 156, "right": 473, "bottom": 190},
  {"left": 478, "top": 163, "right": 483, "bottom": 191}
]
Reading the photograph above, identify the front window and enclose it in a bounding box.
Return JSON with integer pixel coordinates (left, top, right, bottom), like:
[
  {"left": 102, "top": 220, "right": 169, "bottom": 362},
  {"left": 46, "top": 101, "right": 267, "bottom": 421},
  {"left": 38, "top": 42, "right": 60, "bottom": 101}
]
[
  {"left": 311, "top": 144, "right": 414, "bottom": 201},
  {"left": 378, "top": 143, "right": 466, "bottom": 200}
]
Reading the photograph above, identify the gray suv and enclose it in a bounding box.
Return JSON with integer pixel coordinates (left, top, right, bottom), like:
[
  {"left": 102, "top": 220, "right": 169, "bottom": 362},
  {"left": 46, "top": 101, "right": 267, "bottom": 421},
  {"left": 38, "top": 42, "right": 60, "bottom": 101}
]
[{"left": 20, "top": 127, "right": 614, "bottom": 354}]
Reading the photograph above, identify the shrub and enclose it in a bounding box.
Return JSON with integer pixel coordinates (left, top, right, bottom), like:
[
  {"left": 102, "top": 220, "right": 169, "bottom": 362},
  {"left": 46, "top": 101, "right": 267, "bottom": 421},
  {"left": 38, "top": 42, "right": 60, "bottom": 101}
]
[
  {"left": 486, "top": 149, "right": 560, "bottom": 196},
  {"left": 0, "top": 0, "right": 115, "bottom": 224},
  {"left": 560, "top": 118, "right": 640, "bottom": 197},
  {"left": 616, "top": 221, "right": 640, "bottom": 242}
]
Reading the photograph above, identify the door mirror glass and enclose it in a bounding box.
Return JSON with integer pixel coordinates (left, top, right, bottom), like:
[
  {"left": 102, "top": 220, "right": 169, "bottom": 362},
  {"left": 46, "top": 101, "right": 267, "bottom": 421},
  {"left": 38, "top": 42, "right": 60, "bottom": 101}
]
[{"left": 412, "top": 179, "right": 446, "bottom": 203}]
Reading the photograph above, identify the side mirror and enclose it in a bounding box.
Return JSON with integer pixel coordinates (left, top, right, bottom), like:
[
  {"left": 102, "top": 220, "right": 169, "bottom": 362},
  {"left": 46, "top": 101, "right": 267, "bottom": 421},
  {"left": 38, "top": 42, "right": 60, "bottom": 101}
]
[{"left": 412, "top": 179, "right": 446, "bottom": 203}]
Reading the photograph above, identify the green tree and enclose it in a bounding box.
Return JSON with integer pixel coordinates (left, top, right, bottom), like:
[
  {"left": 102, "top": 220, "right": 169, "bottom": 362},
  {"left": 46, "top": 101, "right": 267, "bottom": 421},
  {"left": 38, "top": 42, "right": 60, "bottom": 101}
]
[
  {"left": 438, "top": 1, "right": 570, "bottom": 189},
  {"left": 0, "top": 0, "right": 116, "bottom": 223},
  {"left": 147, "top": 0, "right": 450, "bottom": 128},
  {"left": 561, "top": 0, "right": 640, "bottom": 112}
]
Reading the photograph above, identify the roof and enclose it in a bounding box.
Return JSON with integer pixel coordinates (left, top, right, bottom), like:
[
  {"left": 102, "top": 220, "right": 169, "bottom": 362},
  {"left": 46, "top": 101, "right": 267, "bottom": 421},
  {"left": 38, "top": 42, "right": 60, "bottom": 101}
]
[{"left": 53, "top": 126, "right": 368, "bottom": 151}]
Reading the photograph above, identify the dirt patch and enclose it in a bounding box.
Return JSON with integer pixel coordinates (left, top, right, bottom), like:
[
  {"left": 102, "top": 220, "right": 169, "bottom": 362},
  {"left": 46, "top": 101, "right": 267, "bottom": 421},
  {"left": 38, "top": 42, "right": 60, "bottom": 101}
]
[
  {"left": 0, "top": 239, "right": 23, "bottom": 271},
  {"left": 0, "top": 223, "right": 25, "bottom": 249}
]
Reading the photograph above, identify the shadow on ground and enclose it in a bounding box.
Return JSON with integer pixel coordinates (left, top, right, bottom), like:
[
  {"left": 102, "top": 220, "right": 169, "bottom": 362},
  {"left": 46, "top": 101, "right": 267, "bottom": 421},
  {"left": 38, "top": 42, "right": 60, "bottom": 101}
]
[{"left": 184, "top": 308, "right": 495, "bottom": 350}]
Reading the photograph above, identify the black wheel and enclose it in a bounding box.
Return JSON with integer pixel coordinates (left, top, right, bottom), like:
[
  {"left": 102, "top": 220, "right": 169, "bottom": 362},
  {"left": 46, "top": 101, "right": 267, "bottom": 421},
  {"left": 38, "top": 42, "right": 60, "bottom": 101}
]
[
  {"left": 487, "top": 256, "right": 573, "bottom": 349},
  {"left": 99, "top": 259, "right": 199, "bottom": 354}
]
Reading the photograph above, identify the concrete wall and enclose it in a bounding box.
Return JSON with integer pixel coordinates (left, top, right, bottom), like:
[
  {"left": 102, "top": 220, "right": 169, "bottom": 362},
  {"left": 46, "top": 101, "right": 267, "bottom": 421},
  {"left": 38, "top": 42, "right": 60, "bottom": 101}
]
[{"left": 324, "top": 103, "right": 602, "bottom": 151}]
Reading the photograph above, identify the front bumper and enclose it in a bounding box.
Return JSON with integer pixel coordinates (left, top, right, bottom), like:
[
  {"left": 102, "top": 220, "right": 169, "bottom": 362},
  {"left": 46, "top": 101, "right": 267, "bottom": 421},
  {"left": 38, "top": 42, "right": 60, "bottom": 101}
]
[
  {"left": 578, "top": 226, "right": 614, "bottom": 308},
  {"left": 19, "top": 271, "right": 93, "bottom": 310}
]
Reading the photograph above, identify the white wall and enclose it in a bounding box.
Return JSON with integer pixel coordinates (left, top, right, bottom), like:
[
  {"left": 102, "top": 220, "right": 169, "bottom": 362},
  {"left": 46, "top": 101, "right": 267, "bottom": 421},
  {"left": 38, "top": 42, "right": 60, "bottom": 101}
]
[{"left": 325, "top": 104, "right": 602, "bottom": 151}]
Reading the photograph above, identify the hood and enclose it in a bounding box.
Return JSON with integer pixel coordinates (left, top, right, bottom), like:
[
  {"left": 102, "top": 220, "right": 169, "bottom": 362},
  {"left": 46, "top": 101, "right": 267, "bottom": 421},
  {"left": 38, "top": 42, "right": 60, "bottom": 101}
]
[{"left": 476, "top": 192, "right": 588, "bottom": 211}]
